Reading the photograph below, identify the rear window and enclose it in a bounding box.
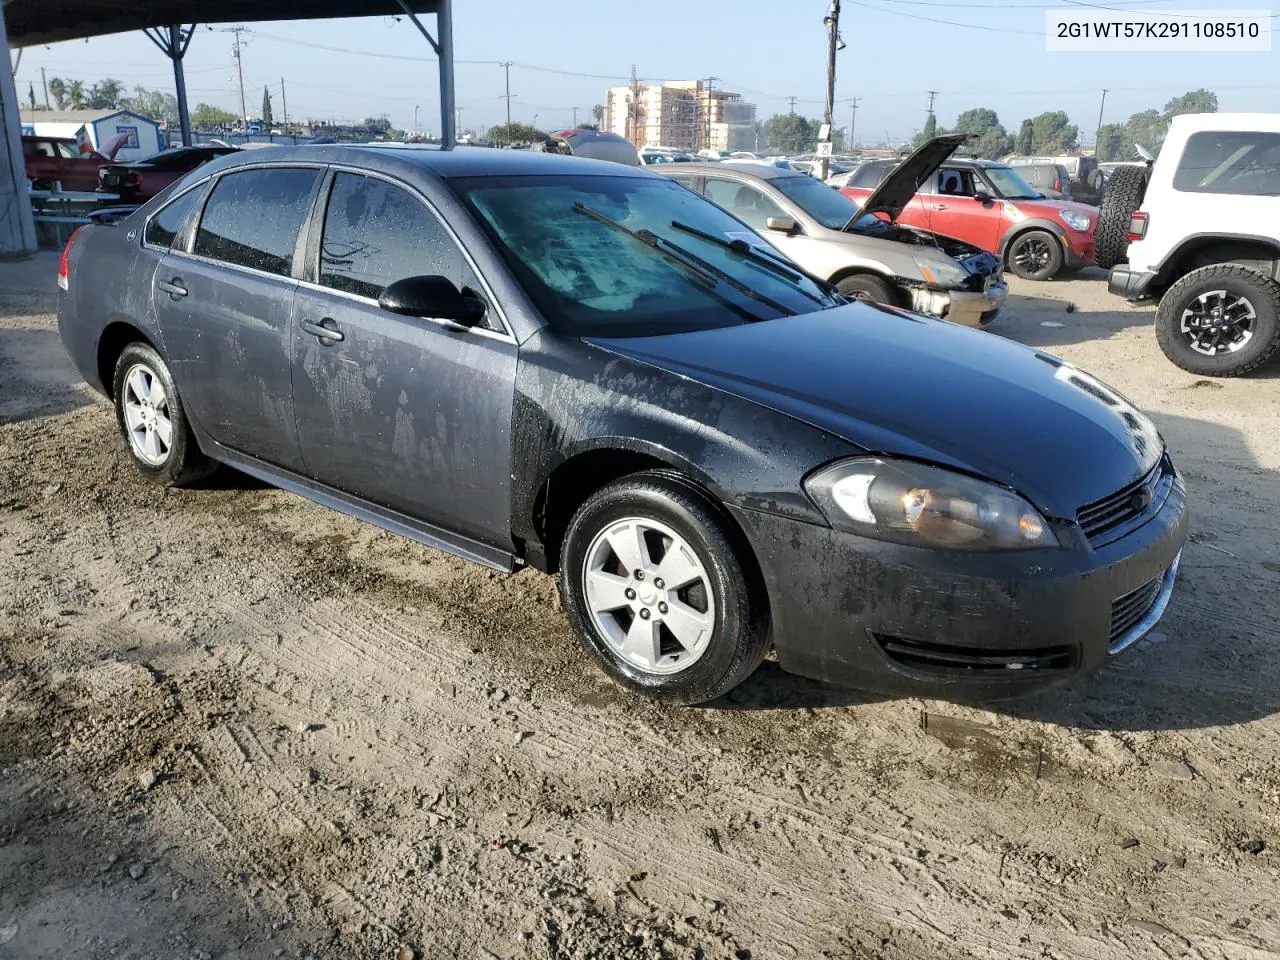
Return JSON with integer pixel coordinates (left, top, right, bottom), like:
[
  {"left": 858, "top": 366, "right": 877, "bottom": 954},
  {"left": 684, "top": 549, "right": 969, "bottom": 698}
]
[
  {"left": 849, "top": 163, "right": 891, "bottom": 188},
  {"left": 193, "top": 168, "right": 319, "bottom": 276},
  {"left": 1173, "top": 131, "right": 1280, "bottom": 196}
]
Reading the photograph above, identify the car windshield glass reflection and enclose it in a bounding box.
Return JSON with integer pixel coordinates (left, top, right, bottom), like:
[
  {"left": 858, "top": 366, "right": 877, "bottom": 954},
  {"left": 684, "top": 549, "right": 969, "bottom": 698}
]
[
  {"left": 451, "top": 174, "right": 835, "bottom": 337},
  {"left": 985, "top": 166, "right": 1041, "bottom": 200}
]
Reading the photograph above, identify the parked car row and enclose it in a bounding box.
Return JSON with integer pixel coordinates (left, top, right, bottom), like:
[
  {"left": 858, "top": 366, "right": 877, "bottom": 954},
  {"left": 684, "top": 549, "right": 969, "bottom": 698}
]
[{"left": 24, "top": 136, "right": 240, "bottom": 205}]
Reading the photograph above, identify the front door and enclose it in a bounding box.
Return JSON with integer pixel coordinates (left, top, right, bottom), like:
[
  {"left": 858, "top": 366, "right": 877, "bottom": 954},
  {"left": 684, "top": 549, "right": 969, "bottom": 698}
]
[
  {"left": 904, "top": 166, "right": 1003, "bottom": 252},
  {"left": 152, "top": 166, "right": 322, "bottom": 470},
  {"left": 289, "top": 171, "right": 517, "bottom": 550}
]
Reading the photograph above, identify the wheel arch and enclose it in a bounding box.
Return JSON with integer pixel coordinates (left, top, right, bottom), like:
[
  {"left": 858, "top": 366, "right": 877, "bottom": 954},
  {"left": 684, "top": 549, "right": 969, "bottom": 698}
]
[
  {"left": 998, "top": 219, "right": 1069, "bottom": 260},
  {"left": 527, "top": 441, "right": 737, "bottom": 575},
  {"left": 96, "top": 321, "right": 158, "bottom": 398},
  {"left": 827, "top": 265, "right": 905, "bottom": 305},
  {"left": 1155, "top": 234, "right": 1280, "bottom": 291}
]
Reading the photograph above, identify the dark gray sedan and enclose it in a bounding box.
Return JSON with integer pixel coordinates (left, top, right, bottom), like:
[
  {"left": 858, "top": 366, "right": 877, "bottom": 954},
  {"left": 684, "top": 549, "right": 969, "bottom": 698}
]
[{"left": 57, "top": 146, "right": 1187, "bottom": 705}]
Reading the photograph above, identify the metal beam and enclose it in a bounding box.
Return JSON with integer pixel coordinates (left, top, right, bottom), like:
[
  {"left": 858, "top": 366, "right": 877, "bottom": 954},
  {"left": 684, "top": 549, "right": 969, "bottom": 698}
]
[
  {"left": 144, "top": 25, "right": 196, "bottom": 147},
  {"left": 437, "top": 0, "right": 455, "bottom": 148}
]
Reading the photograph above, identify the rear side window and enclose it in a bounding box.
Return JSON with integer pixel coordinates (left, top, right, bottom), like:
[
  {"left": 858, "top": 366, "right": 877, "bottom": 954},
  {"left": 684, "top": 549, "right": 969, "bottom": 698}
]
[
  {"left": 318, "top": 172, "right": 483, "bottom": 303},
  {"left": 1173, "top": 131, "right": 1280, "bottom": 196},
  {"left": 850, "top": 163, "right": 890, "bottom": 188},
  {"left": 145, "top": 188, "right": 202, "bottom": 249},
  {"left": 194, "top": 167, "right": 319, "bottom": 276}
]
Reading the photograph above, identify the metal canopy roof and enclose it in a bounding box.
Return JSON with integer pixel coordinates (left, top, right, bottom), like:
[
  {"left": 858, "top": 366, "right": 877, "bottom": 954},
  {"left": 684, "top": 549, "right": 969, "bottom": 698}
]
[{"left": 3, "top": 0, "right": 441, "bottom": 46}]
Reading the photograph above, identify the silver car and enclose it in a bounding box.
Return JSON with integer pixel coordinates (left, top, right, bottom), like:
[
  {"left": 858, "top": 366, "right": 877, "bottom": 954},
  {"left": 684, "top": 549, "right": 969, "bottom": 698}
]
[{"left": 657, "top": 158, "right": 1006, "bottom": 328}]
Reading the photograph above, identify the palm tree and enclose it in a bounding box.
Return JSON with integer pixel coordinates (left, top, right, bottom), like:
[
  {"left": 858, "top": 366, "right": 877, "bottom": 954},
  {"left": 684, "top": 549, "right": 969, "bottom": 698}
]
[
  {"left": 592, "top": 104, "right": 604, "bottom": 128},
  {"left": 47, "top": 77, "right": 67, "bottom": 110},
  {"left": 67, "top": 81, "right": 87, "bottom": 110}
]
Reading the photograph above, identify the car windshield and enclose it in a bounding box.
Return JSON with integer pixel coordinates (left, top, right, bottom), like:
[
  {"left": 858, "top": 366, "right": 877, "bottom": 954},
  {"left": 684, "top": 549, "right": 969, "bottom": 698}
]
[
  {"left": 450, "top": 174, "right": 836, "bottom": 337},
  {"left": 771, "top": 175, "right": 863, "bottom": 230},
  {"left": 984, "top": 166, "right": 1041, "bottom": 200}
]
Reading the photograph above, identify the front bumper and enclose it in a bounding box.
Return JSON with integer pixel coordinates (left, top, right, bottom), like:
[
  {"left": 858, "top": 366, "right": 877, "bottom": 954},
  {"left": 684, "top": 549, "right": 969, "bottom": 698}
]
[
  {"left": 1108, "top": 264, "right": 1159, "bottom": 300},
  {"left": 909, "top": 280, "right": 1007, "bottom": 329},
  {"left": 1063, "top": 235, "right": 1096, "bottom": 269},
  {"left": 730, "top": 468, "right": 1188, "bottom": 700}
]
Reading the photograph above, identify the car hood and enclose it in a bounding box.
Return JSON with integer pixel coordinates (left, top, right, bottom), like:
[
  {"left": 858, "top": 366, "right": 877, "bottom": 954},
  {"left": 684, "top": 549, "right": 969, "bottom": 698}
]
[
  {"left": 858, "top": 134, "right": 968, "bottom": 222},
  {"left": 588, "top": 304, "right": 1162, "bottom": 517},
  {"left": 1012, "top": 197, "right": 1100, "bottom": 218}
]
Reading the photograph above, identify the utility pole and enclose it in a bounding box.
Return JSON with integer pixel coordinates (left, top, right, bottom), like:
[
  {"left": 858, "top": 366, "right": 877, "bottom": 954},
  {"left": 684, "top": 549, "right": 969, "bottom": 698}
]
[
  {"left": 702, "top": 76, "right": 719, "bottom": 152},
  {"left": 499, "top": 61, "right": 514, "bottom": 143},
  {"left": 820, "top": 0, "right": 842, "bottom": 180},
  {"left": 414, "top": 104, "right": 420, "bottom": 136},
  {"left": 926, "top": 90, "right": 938, "bottom": 115},
  {"left": 849, "top": 97, "right": 861, "bottom": 150},
  {"left": 628, "top": 64, "right": 641, "bottom": 147},
  {"left": 281, "top": 77, "right": 288, "bottom": 134},
  {"left": 40, "top": 67, "right": 49, "bottom": 109},
  {"left": 225, "top": 26, "right": 250, "bottom": 130},
  {"left": 572, "top": 106, "right": 578, "bottom": 128},
  {"left": 1094, "top": 88, "right": 1109, "bottom": 157},
  {"left": 455, "top": 106, "right": 463, "bottom": 138},
  {"left": 787, "top": 96, "right": 798, "bottom": 115}
]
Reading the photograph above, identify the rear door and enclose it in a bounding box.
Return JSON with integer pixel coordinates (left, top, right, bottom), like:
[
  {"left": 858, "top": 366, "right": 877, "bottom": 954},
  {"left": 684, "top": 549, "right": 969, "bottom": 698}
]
[
  {"left": 152, "top": 165, "right": 323, "bottom": 471},
  {"left": 701, "top": 175, "right": 807, "bottom": 259},
  {"left": 289, "top": 170, "right": 517, "bottom": 550}
]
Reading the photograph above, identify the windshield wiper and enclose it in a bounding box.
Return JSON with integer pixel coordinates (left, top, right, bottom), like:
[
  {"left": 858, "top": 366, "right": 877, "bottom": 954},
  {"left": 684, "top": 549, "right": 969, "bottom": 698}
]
[
  {"left": 669, "top": 221, "right": 836, "bottom": 308},
  {"left": 571, "top": 203, "right": 795, "bottom": 319}
]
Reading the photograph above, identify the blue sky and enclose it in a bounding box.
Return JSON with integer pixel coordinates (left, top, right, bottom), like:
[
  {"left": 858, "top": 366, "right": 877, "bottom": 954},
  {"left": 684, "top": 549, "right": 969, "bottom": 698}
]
[{"left": 10, "top": 0, "right": 1279, "bottom": 144}]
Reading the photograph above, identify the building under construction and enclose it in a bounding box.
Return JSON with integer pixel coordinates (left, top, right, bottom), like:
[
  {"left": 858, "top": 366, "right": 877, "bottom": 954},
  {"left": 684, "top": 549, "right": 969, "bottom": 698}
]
[{"left": 604, "top": 79, "right": 757, "bottom": 153}]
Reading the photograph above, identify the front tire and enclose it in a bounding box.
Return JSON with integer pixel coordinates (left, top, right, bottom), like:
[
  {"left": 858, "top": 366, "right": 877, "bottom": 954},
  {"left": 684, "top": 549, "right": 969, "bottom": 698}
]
[
  {"left": 1006, "top": 230, "right": 1065, "bottom": 281},
  {"left": 836, "top": 273, "right": 898, "bottom": 305},
  {"left": 1154, "top": 265, "right": 1280, "bottom": 377},
  {"left": 112, "top": 342, "right": 214, "bottom": 486},
  {"left": 559, "top": 472, "right": 770, "bottom": 705}
]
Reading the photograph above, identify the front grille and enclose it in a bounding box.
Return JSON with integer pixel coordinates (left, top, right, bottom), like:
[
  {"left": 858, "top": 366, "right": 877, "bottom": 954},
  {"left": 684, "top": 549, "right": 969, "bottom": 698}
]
[
  {"left": 873, "top": 633, "right": 1076, "bottom": 676},
  {"left": 1109, "top": 575, "right": 1163, "bottom": 644},
  {"left": 1077, "top": 462, "right": 1164, "bottom": 544}
]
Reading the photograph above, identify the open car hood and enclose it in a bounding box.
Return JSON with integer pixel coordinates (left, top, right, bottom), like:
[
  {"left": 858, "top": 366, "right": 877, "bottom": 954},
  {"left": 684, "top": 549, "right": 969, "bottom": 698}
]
[{"left": 855, "top": 133, "right": 967, "bottom": 223}]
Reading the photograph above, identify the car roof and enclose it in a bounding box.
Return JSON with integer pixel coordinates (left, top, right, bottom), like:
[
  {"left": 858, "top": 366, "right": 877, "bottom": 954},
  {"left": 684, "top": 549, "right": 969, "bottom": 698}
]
[
  {"left": 651, "top": 160, "right": 804, "bottom": 182},
  {"left": 1168, "top": 112, "right": 1280, "bottom": 134},
  {"left": 193, "top": 143, "right": 657, "bottom": 181}
]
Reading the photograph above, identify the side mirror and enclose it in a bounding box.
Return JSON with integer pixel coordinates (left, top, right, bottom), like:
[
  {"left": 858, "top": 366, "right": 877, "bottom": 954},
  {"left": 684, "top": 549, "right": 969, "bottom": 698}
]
[
  {"left": 378, "top": 275, "right": 486, "bottom": 328},
  {"left": 974, "top": 191, "right": 994, "bottom": 204},
  {"left": 765, "top": 216, "right": 797, "bottom": 234}
]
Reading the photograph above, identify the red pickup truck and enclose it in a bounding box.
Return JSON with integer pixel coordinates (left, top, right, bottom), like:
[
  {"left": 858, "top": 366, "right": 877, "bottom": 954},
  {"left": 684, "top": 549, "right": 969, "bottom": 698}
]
[{"left": 22, "top": 135, "right": 127, "bottom": 193}]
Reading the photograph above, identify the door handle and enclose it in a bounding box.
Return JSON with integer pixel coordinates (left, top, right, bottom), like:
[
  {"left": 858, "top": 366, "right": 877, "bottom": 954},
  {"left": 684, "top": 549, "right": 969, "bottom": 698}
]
[
  {"left": 300, "top": 317, "right": 345, "bottom": 344},
  {"left": 157, "top": 277, "right": 188, "bottom": 299},
  {"left": 932, "top": 204, "right": 949, "bottom": 211}
]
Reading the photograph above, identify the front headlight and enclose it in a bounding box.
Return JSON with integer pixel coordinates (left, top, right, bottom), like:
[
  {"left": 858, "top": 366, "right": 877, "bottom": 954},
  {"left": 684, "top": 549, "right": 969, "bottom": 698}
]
[
  {"left": 1060, "top": 210, "right": 1091, "bottom": 232},
  {"left": 806, "top": 458, "right": 1060, "bottom": 551},
  {"left": 913, "top": 255, "right": 968, "bottom": 288}
]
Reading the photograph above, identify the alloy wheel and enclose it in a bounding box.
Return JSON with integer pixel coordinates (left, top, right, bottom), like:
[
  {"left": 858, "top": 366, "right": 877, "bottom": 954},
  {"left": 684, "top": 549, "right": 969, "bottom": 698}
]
[
  {"left": 582, "top": 517, "right": 716, "bottom": 676},
  {"left": 1013, "top": 237, "right": 1053, "bottom": 275},
  {"left": 121, "top": 363, "right": 174, "bottom": 466},
  {"left": 1180, "top": 290, "right": 1256, "bottom": 356}
]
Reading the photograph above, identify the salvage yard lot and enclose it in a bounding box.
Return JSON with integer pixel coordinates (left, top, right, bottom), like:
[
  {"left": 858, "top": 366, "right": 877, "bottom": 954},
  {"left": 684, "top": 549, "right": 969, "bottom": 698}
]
[{"left": 2, "top": 254, "right": 1279, "bottom": 959}]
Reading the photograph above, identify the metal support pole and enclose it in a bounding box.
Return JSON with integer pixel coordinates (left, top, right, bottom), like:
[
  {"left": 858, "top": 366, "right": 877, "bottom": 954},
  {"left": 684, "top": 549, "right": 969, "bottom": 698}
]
[
  {"left": 820, "top": 0, "right": 841, "bottom": 180},
  {"left": 1094, "top": 88, "right": 1109, "bottom": 158},
  {"left": 169, "top": 25, "right": 193, "bottom": 146},
  {"left": 0, "top": 6, "right": 38, "bottom": 258},
  {"left": 437, "top": 0, "right": 456, "bottom": 148}
]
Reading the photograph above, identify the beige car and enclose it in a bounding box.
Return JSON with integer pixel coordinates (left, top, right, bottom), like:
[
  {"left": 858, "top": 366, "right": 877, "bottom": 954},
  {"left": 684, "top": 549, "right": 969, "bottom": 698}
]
[{"left": 657, "top": 160, "right": 1007, "bottom": 327}]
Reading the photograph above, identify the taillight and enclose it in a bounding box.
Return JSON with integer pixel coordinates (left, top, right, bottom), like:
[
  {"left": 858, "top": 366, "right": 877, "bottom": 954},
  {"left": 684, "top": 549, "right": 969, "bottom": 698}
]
[
  {"left": 57, "top": 226, "right": 87, "bottom": 292},
  {"left": 1054, "top": 177, "right": 1062, "bottom": 191},
  {"left": 1126, "top": 211, "right": 1149, "bottom": 243}
]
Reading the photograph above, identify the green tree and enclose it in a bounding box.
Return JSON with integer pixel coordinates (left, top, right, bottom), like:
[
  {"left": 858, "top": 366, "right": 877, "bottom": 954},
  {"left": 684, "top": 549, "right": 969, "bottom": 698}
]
[
  {"left": 66, "top": 80, "right": 86, "bottom": 110},
  {"left": 577, "top": 123, "right": 599, "bottom": 131},
  {"left": 1124, "top": 108, "right": 1167, "bottom": 153},
  {"left": 1164, "top": 89, "right": 1218, "bottom": 122},
  {"left": 1095, "top": 122, "right": 1129, "bottom": 162},
  {"left": 1030, "top": 110, "right": 1078, "bottom": 153},
  {"left": 48, "top": 77, "right": 67, "bottom": 110},
  {"left": 491, "top": 122, "right": 546, "bottom": 144},
  {"left": 120, "top": 86, "right": 180, "bottom": 126},
  {"left": 261, "top": 87, "right": 274, "bottom": 128},
  {"left": 86, "top": 78, "right": 124, "bottom": 110},
  {"left": 952, "top": 108, "right": 1011, "bottom": 159},
  {"left": 191, "top": 103, "right": 238, "bottom": 130},
  {"left": 922, "top": 112, "right": 938, "bottom": 140},
  {"left": 27, "top": 82, "right": 37, "bottom": 110},
  {"left": 592, "top": 104, "right": 604, "bottom": 127},
  {"left": 764, "top": 113, "right": 815, "bottom": 153},
  {"left": 361, "top": 116, "right": 393, "bottom": 135},
  {"left": 1015, "top": 118, "right": 1035, "bottom": 154}
]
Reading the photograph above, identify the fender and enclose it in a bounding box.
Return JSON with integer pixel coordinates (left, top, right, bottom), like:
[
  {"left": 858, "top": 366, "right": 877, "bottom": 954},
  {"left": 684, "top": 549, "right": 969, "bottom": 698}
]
[
  {"left": 1153, "top": 232, "right": 1280, "bottom": 282},
  {"left": 998, "top": 217, "right": 1072, "bottom": 257}
]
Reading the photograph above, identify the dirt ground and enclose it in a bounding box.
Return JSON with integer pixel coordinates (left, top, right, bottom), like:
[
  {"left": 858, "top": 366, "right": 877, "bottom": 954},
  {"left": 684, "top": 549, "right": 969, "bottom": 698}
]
[{"left": 2, "top": 253, "right": 1279, "bottom": 960}]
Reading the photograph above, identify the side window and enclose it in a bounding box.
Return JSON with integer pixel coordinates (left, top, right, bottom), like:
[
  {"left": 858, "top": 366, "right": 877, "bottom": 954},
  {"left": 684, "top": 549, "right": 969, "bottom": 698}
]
[
  {"left": 145, "top": 187, "right": 202, "bottom": 249},
  {"left": 936, "top": 169, "right": 976, "bottom": 197},
  {"left": 318, "top": 173, "right": 492, "bottom": 325},
  {"left": 56, "top": 142, "right": 81, "bottom": 159},
  {"left": 851, "top": 163, "right": 888, "bottom": 188},
  {"left": 1173, "top": 131, "right": 1280, "bottom": 196},
  {"left": 193, "top": 167, "right": 319, "bottom": 276},
  {"left": 703, "top": 178, "right": 785, "bottom": 230}
]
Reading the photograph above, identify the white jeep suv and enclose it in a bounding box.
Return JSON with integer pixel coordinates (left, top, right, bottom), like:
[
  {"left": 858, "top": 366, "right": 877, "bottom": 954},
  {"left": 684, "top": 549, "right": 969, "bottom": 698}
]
[{"left": 1101, "top": 113, "right": 1280, "bottom": 377}]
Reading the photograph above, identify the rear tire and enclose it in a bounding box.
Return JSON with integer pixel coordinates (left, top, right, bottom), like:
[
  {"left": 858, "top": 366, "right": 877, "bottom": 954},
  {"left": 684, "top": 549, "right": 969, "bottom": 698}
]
[
  {"left": 112, "top": 342, "right": 215, "bottom": 486},
  {"left": 1154, "top": 265, "right": 1280, "bottom": 377},
  {"left": 1006, "top": 230, "right": 1064, "bottom": 281},
  {"left": 559, "top": 472, "right": 770, "bottom": 705},
  {"left": 1094, "top": 165, "right": 1148, "bottom": 269},
  {"left": 836, "top": 273, "right": 898, "bottom": 305}
]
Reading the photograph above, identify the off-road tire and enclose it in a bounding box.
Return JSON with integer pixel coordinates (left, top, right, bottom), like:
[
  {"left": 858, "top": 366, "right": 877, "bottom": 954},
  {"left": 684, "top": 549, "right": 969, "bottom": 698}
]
[
  {"left": 112, "top": 342, "right": 216, "bottom": 486},
  {"left": 1006, "top": 230, "right": 1065, "bottom": 281},
  {"left": 559, "top": 471, "right": 771, "bottom": 705},
  {"left": 1094, "top": 165, "right": 1149, "bottom": 269},
  {"left": 836, "top": 273, "right": 897, "bottom": 305},
  {"left": 1155, "top": 264, "right": 1280, "bottom": 377}
]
